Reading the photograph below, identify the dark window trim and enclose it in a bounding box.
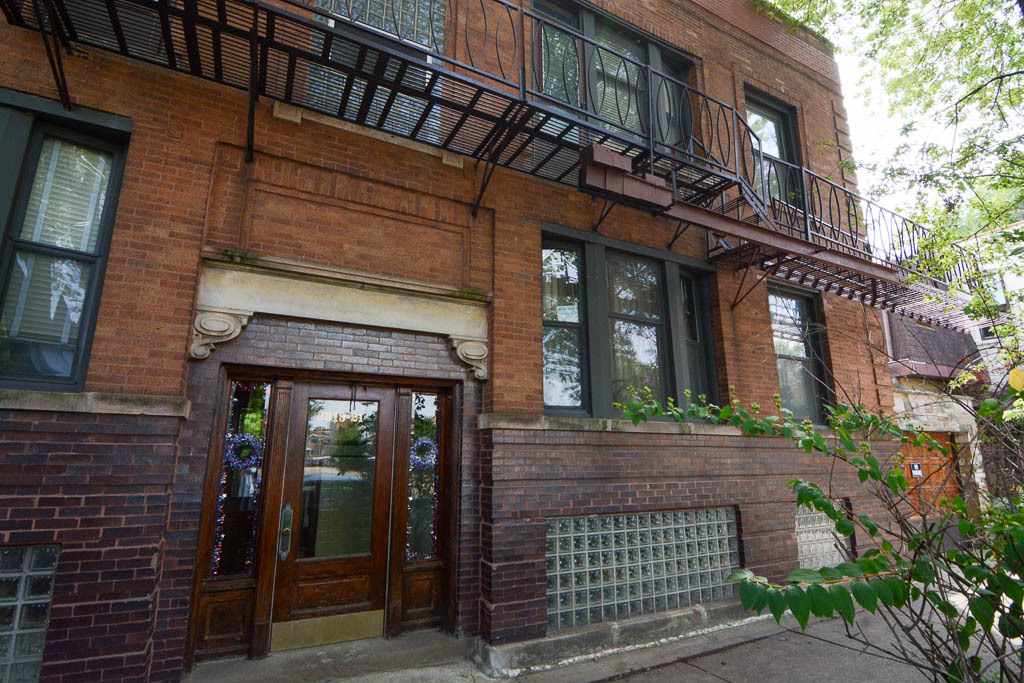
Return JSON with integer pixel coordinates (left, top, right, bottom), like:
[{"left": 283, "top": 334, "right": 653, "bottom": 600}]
[
  {"left": 542, "top": 238, "right": 591, "bottom": 417},
  {"left": 743, "top": 86, "right": 801, "bottom": 165},
  {"left": 533, "top": 0, "right": 697, "bottom": 72},
  {"left": 542, "top": 222, "right": 717, "bottom": 417},
  {"left": 542, "top": 221, "right": 714, "bottom": 273},
  {"left": 0, "top": 86, "right": 133, "bottom": 137},
  {"left": 0, "top": 115, "right": 128, "bottom": 392},
  {"left": 604, "top": 249, "right": 672, "bottom": 408},
  {"left": 767, "top": 281, "right": 834, "bottom": 424}
]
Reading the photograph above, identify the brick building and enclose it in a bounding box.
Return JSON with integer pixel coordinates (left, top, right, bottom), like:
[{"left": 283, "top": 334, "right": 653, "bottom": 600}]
[{"left": 0, "top": 0, "right": 980, "bottom": 680}]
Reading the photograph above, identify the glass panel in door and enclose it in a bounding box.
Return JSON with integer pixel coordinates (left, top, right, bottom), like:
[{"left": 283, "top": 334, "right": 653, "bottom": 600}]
[{"left": 298, "top": 399, "right": 379, "bottom": 558}]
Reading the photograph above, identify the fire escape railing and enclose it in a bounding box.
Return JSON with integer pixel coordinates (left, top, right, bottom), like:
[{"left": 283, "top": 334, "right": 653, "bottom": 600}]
[{"left": 1, "top": 0, "right": 980, "bottom": 301}]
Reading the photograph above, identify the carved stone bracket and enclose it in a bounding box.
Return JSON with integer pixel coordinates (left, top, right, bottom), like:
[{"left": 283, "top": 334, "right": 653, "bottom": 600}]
[
  {"left": 190, "top": 309, "right": 252, "bottom": 359},
  {"left": 451, "top": 338, "right": 488, "bottom": 380}
]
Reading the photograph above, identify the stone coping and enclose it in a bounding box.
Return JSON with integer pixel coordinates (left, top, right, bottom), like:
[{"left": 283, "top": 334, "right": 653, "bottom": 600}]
[
  {"left": 477, "top": 413, "right": 743, "bottom": 436},
  {"left": 0, "top": 389, "right": 190, "bottom": 417}
]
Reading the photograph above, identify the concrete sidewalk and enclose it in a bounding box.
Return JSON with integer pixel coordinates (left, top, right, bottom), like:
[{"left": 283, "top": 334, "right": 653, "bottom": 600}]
[
  {"left": 190, "top": 611, "right": 923, "bottom": 682},
  {"left": 335, "top": 613, "right": 921, "bottom": 682}
]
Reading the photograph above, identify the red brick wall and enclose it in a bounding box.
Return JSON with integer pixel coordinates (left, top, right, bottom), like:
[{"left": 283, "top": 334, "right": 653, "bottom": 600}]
[
  {"left": 477, "top": 425, "right": 895, "bottom": 642},
  {"left": 0, "top": 0, "right": 899, "bottom": 675},
  {"left": 0, "top": 0, "right": 856, "bottom": 405},
  {"left": 0, "top": 411, "right": 181, "bottom": 682}
]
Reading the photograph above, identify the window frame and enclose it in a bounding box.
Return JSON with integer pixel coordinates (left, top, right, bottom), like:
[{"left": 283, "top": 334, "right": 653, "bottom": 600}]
[
  {"left": 767, "top": 283, "right": 832, "bottom": 424},
  {"left": 542, "top": 223, "right": 717, "bottom": 417},
  {"left": 744, "top": 87, "right": 800, "bottom": 165},
  {"left": 0, "top": 119, "right": 127, "bottom": 392},
  {"left": 541, "top": 239, "right": 590, "bottom": 416},
  {"left": 531, "top": 0, "right": 696, "bottom": 144}
]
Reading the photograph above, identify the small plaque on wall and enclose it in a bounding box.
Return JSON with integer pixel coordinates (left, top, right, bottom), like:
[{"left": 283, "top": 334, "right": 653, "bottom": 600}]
[{"left": 910, "top": 462, "right": 923, "bottom": 478}]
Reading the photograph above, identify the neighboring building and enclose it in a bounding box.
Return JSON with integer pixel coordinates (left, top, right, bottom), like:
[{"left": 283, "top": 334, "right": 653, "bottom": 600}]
[
  {"left": 0, "top": 1, "right": 982, "bottom": 680},
  {"left": 961, "top": 222, "right": 1024, "bottom": 387},
  {"left": 882, "top": 312, "right": 986, "bottom": 513}
]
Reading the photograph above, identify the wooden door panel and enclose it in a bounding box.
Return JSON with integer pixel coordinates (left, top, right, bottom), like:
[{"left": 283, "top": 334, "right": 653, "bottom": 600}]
[
  {"left": 292, "top": 575, "right": 372, "bottom": 612},
  {"left": 274, "top": 383, "right": 395, "bottom": 626}
]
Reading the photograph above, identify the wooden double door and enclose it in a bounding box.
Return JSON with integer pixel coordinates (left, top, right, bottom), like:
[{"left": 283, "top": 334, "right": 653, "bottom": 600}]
[{"left": 190, "top": 376, "right": 454, "bottom": 662}]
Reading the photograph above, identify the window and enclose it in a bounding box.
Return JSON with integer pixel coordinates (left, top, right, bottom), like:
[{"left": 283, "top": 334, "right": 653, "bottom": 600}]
[
  {"left": 308, "top": 0, "right": 446, "bottom": 142},
  {"left": 606, "top": 252, "right": 667, "bottom": 405},
  {"left": 0, "top": 113, "right": 125, "bottom": 391},
  {"left": 542, "top": 244, "right": 586, "bottom": 408},
  {"left": 542, "top": 230, "right": 714, "bottom": 416},
  {"left": 532, "top": 1, "right": 693, "bottom": 144},
  {"left": 768, "top": 287, "right": 829, "bottom": 423},
  {"left": 744, "top": 89, "right": 800, "bottom": 203}
]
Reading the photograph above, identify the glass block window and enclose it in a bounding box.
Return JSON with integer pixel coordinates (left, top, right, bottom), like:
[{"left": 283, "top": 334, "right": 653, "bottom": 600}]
[
  {"left": 0, "top": 545, "right": 59, "bottom": 683},
  {"left": 544, "top": 508, "right": 739, "bottom": 633},
  {"left": 796, "top": 508, "right": 851, "bottom": 570}
]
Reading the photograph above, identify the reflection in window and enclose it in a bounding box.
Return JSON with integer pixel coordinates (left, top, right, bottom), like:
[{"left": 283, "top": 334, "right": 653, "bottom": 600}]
[
  {"left": 210, "top": 381, "right": 271, "bottom": 577},
  {"left": 593, "top": 20, "right": 647, "bottom": 134},
  {"left": 769, "top": 290, "right": 825, "bottom": 423},
  {"left": 0, "top": 138, "right": 112, "bottom": 383},
  {"left": 745, "top": 94, "right": 799, "bottom": 205},
  {"left": 543, "top": 246, "right": 585, "bottom": 407},
  {"left": 607, "top": 253, "right": 665, "bottom": 404},
  {"left": 299, "top": 399, "right": 379, "bottom": 558},
  {"left": 534, "top": 1, "right": 580, "bottom": 107},
  {"left": 408, "top": 393, "right": 440, "bottom": 560}
]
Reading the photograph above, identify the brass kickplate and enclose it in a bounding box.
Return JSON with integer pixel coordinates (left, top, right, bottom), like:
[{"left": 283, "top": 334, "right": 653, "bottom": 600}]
[{"left": 270, "top": 610, "right": 384, "bottom": 651}]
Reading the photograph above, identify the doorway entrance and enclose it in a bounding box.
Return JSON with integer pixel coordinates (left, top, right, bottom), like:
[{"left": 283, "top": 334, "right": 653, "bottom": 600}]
[{"left": 188, "top": 375, "right": 454, "bottom": 663}]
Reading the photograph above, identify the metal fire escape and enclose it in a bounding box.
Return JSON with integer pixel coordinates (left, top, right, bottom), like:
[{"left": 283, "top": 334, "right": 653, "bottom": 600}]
[{"left": 0, "top": 0, "right": 982, "bottom": 329}]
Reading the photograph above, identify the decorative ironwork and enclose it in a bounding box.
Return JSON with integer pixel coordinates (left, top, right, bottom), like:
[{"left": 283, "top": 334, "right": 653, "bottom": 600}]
[{"left": 0, "top": 0, "right": 983, "bottom": 328}]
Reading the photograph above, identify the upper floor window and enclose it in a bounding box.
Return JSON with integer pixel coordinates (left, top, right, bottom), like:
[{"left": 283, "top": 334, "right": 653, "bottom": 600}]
[
  {"left": 768, "top": 286, "right": 829, "bottom": 423},
  {"left": 745, "top": 89, "right": 800, "bottom": 203},
  {"left": 532, "top": 0, "right": 693, "bottom": 144},
  {"left": 542, "top": 232, "right": 714, "bottom": 416},
  {"left": 0, "top": 112, "right": 125, "bottom": 390}
]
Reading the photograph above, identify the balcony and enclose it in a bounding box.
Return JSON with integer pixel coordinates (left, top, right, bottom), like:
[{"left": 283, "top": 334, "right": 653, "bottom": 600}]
[{"left": 1, "top": 0, "right": 980, "bottom": 328}]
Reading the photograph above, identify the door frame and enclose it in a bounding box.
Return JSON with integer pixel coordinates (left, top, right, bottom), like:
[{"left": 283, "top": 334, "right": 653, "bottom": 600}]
[{"left": 185, "top": 367, "right": 460, "bottom": 667}]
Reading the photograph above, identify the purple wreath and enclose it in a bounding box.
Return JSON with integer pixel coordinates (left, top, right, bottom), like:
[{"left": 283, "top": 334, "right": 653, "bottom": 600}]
[
  {"left": 409, "top": 436, "right": 438, "bottom": 469},
  {"left": 224, "top": 432, "right": 263, "bottom": 470}
]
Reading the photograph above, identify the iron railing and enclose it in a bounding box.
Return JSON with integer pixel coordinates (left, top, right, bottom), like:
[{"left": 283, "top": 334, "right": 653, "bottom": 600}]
[{"left": 0, "top": 0, "right": 980, "bottom": 297}]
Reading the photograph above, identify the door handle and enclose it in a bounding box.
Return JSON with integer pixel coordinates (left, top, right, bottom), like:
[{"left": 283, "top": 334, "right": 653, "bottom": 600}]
[{"left": 278, "top": 502, "right": 293, "bottom": 561}]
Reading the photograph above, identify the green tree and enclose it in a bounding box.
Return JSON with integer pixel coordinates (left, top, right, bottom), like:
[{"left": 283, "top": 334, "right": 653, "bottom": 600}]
[
  {"left": 758, "top": 0, "right": 1023, "bottom": 231},
  {"left": 617, "top": 370, "right": 1024, "bottom": 682}
]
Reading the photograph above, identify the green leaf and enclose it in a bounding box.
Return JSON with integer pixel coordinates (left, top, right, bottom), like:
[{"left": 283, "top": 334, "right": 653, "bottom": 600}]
[
  {"left": 752, "top": 583, "right": 770, "bottom": 613},
  {"left": 830, "top": 584, "right": 855, "bottom": 624},
  {"left": 969, "top": 596, "right": 995, "bottom": 631},
  {"left": 807, "top": 584, "right": 833, "bottom": 618},
  {"left": 819, "top": 566, "right": 844, "bottom": 581},
  {"left": 869, "top": 578, "right": 894, "bottom": 607},
  {"left": 719, "top": 406, "right": 733, "bottom": 420},
  {"left": 785, "top": 584, "right": 810, "bottom": 630},
  {"left": 726, "top": 568, "right": 755, "bottom": 583},
  {"left": 957, "top": 519, "right": 976, "bottom": 536},
  {"left": 858, "top": 469, "right": 869, "bottom": 483},
  {"left": 999, "top": 614, "right": 1024, "bottom": 638},
  {"left": 883, "top": 577, "right": 906, "bottom": 608},
  {"left": 881, "top": 539, "right": 894, "bottom": 553},
  {"left": 835, "top": 518, "right": 855, "bottom": 537},
  {"left": 768, "top": 588, "right": 786, "bottom": 624},
  {"left": 851, "top": 581, "right": 876, "bottom": 613},
  {"left": 912, "top": 557, "right": 935, "bottom": 584},
  {"left": 787, "top": 568, "right": 824, "bottom": 584},
  {"left": 739, "top": 580, "right": 760, "bottom": 611},
  {"left": 836, "top": 562, "right": 864, "bottom": 578}
]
